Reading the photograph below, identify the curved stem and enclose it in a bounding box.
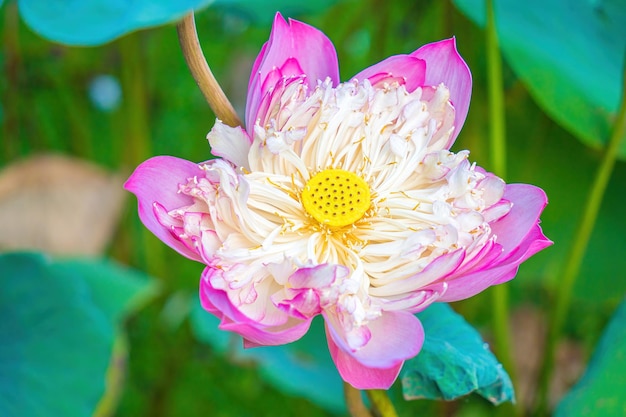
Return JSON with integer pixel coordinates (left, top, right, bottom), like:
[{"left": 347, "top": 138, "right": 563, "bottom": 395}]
[
  {"left": 344, "top": 383, "right": 373, "bottom": 417},
  {"left": 535, "top": 57, "right": 626, "bottom": 416},
  {"left": 176, "top": 13, "right": 242, "bottom": 127},
  {"left": 486, "top": 0, "right": 517, "bottom": 394},
  {"left": 366, "top": 390, "right": 399, "bottom": 417}
]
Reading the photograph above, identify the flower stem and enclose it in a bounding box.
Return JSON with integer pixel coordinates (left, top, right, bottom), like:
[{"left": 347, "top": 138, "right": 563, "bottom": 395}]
[
  {"left": 369, "top": 0, "right": 390, "bottom": 63},
  {"left": 344, "top": 383, "right": 373, "bottom": 417},
  {"left": 119, "top": 32, "right": 166, "bottom": 279},
  {"left": 2, "top": 1, "right": 21, "bottom": 164},
  {"left": 119, "top": 33, "right": 151, "bottom": 165},
  {"left": 535, "top": 56, "right": 626, "bottom": 416},
  {"left": 176, "top": 13, "right": 242, "bottom": 128},
  {"left": 486, "top": 0, "right": 517, "bottom": 392},
  {"left": 366, "top": 390, "right": 399, "bottom": 417},
  {"left": 486, "top": 0, "right": 507, "bottom": 177}
]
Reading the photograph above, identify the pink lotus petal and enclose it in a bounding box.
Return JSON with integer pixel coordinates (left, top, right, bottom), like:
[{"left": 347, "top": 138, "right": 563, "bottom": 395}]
[
  {"left": 124, "top": 156, "right": 203, "bottom": 261},
  {"left": 222, "top": 316, "right": 312, "bottom": 348},
  {"left": 326, "top": 316, "right": 416, "bottom": 389},
  {"left": 411, "top": 38, "right": 472, "bottom": 143},
  {"left": 498, "top": 224, "right": 552, "bottom": 278},
  {"left": 254, "top": 70, "right": 307, "bottom": 129},
  {"left": 275, "top": 288, "right": 322, "bottom": 320},
  {"left": 325, "top": 310, "right": 424, "bottom": 370},
  {"left": 200, "top": 267, "right": 311, "bottom": 346},
  {"left": 436, "top": 231, "right": 542, "bottom": 302},
  {"left": 378, "top": 282, "right": 447, "bottom": 313},
  {"left": 451, "top": 239, "right": 502, "bottom": 278},
  {"left": 438, "top": 184, "right": 552, "bottom": 302},
  {"left": 259, "top": 58, "right": 305, "bottom": 95},
  {"left": 246, "top": 13, "right": 339, "bottom": 131},
  {"left": 491, "top": 184, "right": 551, "bottom": 255},
  {"left": 273, "top": 264, "right": 345, "bottom": 319},
  {"left": 288, "top": 263, "right": 346, "bottom": 289},
  {"left": 352, "top": 55, "right": 426, "bottom": 91}
]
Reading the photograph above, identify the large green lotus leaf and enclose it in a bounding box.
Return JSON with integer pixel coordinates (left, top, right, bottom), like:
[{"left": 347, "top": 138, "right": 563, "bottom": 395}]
[
  {"left": 212, "top": 0, "right": 338, "bottom": 23},
  {"left": 52, "top": 257, "right": 160, "bottom": 322},
  {"left": 401, "top": 303, "right": 514, "bottom": 404},
  {"left": 555, "top": 297, "right": 626, "bottom": 416},
  {"left": 453, "top": 0, "right": 626, "bottom": 158},
  {"left": 0, "top": 252, "right": 112, "bottom": 417},
  {"left": 17, "top": 0, "right": 213, "bottom": 46},
  {"left": 17, "top": 0, "right": 340, "bottom": 46},
  {"left": 0, "top": 252, "right": 157, "bottom": 417},
  {"left": 189, "top": 300, "right": 345, "bottom": 414}
]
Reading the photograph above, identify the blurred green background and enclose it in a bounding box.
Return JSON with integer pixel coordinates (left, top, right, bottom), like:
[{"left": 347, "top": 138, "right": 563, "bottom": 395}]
[{"left": 1, "top": 0, "right": 625, "bottom": 416}]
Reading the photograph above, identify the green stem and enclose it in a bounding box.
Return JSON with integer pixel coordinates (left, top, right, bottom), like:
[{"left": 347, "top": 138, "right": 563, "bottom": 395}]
[
  {"left": 366, "top": 390, "right": 399, "bottom": 417},
  {"left": 119, "top": 33, "right": 166, "bottom": 279},
  {"left": 119, "top": 33, "right": 151, "bottom": 166},
  {"left": 344, "top": 384, "right": 373, "bottom": 417},
  {"left": 486, "top": 0, "right": 517, "bottom": 394},
  {"left": 369, "top": 0, "right": 390, "bottom": 63},
  {"left": 2, "top": 1, "right": 21, "bottom": 163},
  {"left": 486, "top": 0, "right": 507, "bottom": 177},
  {"left": 49, "top": 60, "right": 94, "bottom": 158},
  {"left": 535, "top": 57, "right": 626, "bottom": 416},
  {"left": 442, "top": 0, "right": 454, "bottom": 39}
]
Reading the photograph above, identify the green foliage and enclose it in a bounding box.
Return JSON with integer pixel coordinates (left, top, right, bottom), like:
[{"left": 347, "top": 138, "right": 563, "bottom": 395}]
[
  {"left": 192, "top": 300, "right": 515, "bottom": 412},
  {"left": 0, "top": 252, "right": 156, "bottom": 417},
  {"left": 208, "top": 0, "right": 341, "bottom": 24},
  {"left": 555, "top": 298, "right": 626, "bottom": 416},
  {"left": 118, "top": 297, "right": 335, "bottom": 417},
  {"left": 0, "top": 252, "right": 110, "bottom": 416},
  {"left": 402, "top": 304, "right": 513, "bottom": 404},
  {"left": 16, "top": 0, "right": 341, "bottom": 46},
  {"left": 2, "top": 1, "right": 626, "bottom": 416},
  {"left": 453, "top": 0, "right": 626, "bottom": 158},
  {"left": 18, "top": 0, "right": 213, "bottom": 45},
  {"left": 502, "top": 91, "right": 626, "bottom": 305},
  {"left": 190, "top": 301, "right": 346, "bottom": 414},
  {"left": 53, "top": 257, "right": 160, "bottom": 321}
]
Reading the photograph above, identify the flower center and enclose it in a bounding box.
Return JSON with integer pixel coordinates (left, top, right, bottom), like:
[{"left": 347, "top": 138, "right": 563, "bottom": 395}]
[{"left": 301, "top": 169, "right": 371, "bottom": 227}]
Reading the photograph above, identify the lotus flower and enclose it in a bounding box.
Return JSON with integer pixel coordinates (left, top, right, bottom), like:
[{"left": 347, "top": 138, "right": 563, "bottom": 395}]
[{"left": 125, "top": 14, "right": 551, "bottom": 389}]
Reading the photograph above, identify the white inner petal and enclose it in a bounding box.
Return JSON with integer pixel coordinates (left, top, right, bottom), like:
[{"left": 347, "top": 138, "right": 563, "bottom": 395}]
[{"left": 164, "top": 78, "right": 511, "bottom": 342}]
